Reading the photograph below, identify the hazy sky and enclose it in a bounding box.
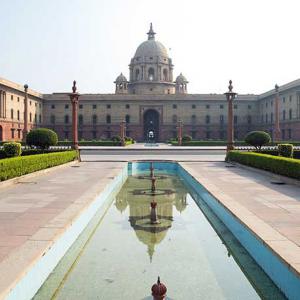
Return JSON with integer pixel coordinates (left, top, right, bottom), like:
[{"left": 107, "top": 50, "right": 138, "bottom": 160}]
[{"left": 1, "top": 0, "right": 299, "bottom": 94}]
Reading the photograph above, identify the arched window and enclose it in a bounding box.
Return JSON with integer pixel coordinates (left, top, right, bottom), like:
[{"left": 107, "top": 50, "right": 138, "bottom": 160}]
[
  {"left": 64, "top": 115, "right": 69, "bottom": 124},
  {"left": 135, "top": 69, "right": 140, "bottom": 81},
  {"left": 205, "top": 115, "right": 210, "bottom": 124},
  {"left": 289, "top": 109, "right": 292, "bottom": 120},
  {"left": 125, "top": 114, "right": 130, "bottom": 123},
  {"left": 17, "top": 110, "right": 20, "bottom": 121},
  {"left": 163, "top": 69, "right": 168, "bottom": 81},
  {"left": 191, "top": 115, "right": 196, "bottom": 124},
  {"left": 148, "top": 68, "right": 154, "bottom": 81},
  {"left": 92, "top": 114, "right": 97, "bottom": 124},
  {"left": 78, "top": 114, "right": 83, "bottom": 125},
  {"left": 172, "top": 114, "right": 177, "bottom": 124},
  {"left": 11, "top": 109, "right": 14, "bottom": 119},
  {"left": 106, "top": 114, "right": 111, "bottom": 124},
  {"left": 50, "top": 115, "right": 55, "bottom": 124}
]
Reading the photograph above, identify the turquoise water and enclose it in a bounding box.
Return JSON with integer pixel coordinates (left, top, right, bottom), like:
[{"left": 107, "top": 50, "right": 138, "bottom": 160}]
[{"left": 34, "top": 170, "right": 285, "bottom": 299}]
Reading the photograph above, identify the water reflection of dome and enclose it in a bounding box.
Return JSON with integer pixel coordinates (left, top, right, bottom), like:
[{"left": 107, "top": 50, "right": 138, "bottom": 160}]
[
  {"left": 174, "top": 195, "right": 188, "bottom": 213},
  {"left": 114, "top": 197, "right": 128, "bottom": 213}
]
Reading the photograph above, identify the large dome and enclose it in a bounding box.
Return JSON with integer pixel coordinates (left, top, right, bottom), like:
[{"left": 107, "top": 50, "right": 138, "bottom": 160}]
[
  {"left": 134, "top": 40, "right": 169, "bottom": 59},
  {"left": 133, "top": 23, "right": 169, "bottom": 59}
]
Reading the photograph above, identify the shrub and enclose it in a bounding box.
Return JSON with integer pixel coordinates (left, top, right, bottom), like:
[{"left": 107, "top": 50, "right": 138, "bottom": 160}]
[
  {"left": 226, "top": 151, "right": 300, "bottom": 180},
  {"left": 26, "top": 128, "right": 58, "bottom": 149},
  {"left": 278, "top": 144, "right": 294, "bottom": 158},
  {"left": 244, "top": 131, "right": 271, "bottom": 150},
  {"left": 182, "top": 135, "right": 192, "bottom": 142},
  {"left": 111, "top": 136, "right": 121, "bottom": 142},
  {"left": 0, "top": 150, "right": 78, "bottom": 181},
  {"left": 3, "top": 142, "right": 22, "bottom": 157}
]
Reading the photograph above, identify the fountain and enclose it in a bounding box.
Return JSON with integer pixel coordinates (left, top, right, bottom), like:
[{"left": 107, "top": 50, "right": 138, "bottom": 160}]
[
  {"left": 150, "top": 162, "right": 154, "bottom": 178},
  {"left": 151, "top": 176, "right": 156, "bottom": 194}
]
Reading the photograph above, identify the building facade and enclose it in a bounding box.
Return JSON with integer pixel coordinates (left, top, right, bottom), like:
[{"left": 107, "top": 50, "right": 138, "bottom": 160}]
[{"left": 1, "top": 24, "right": 300, "bottom": 142}]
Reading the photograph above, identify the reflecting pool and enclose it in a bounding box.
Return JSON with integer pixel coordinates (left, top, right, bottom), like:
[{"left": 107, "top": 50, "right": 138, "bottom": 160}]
[{"left": 34, "top": 171, "right": 285, "bottom": 299}]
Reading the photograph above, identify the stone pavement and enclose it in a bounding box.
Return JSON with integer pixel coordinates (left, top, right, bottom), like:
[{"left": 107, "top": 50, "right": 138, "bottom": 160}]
[
  {"left": 0, "top": 161, "right": 126, "bottom": 299},
  {"left": 180, "top": 161, "right": 300, "bottom": 275}
]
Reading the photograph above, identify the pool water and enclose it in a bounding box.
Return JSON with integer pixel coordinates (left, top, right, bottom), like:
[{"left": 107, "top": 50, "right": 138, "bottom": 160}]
[{"left": 34, "top": 172, "right": 285, "bottom": 300}]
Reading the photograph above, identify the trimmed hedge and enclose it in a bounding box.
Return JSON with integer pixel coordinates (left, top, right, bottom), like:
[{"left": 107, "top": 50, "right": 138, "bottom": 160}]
[
  {"left": 278, "top": 144, "right": 294, "bottom": 158},
  {"left": 0, "top": 150, "right": 78, "bottom": 181},
  {"left": 259, "top": 150, "right": 300, "bottom": 159},
  {"left": 226, "top": 151, "right": 300, "bottom": 180},
  {"left": 26, "top": 128, "right": 58, "bottom": 149},
  {"left": 170, "top": 140, "right": 248, "bottom": 146},
  {"left": 3, "top": 142, "right": 22, "bottom": 157}
]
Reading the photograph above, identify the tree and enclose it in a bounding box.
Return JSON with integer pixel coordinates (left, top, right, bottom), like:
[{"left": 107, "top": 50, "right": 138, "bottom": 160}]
[
  {"left": 244, "top": 131, "right": 271, "bottom": 150},
  {"left": 26, "top": 128, "right": 58, "bottom": 149}
]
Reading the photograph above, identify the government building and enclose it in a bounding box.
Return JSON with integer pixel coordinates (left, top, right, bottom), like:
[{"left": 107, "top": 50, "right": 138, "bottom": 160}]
[{"left": 0, "top": 24, "right": 300, "bottom": 142}]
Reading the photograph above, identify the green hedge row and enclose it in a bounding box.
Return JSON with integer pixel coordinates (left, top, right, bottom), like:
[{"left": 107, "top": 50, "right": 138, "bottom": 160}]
[
  {"left": 259, "top": 150, "right": 300, "bottom": 159},
  {"left": 170, "top": 140, "right": 248, "bottom": 146},
  {"left": 0, "top": 150, "right": 78, "bottom": 181},
  {"left": 0, "top": 149, "right": 71, "bottom": 159},
  {"left": 56, "top": 140, "right": 133, "bottom": 146},
  {"left": 226, "top": 151, "right": 300, "bottom": 180}
]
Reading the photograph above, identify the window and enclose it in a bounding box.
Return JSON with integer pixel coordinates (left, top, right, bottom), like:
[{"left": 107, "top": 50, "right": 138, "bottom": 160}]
[
  {"left": 51, "top": 104, "right": 55, "bottom": 109},
  {"left": 247, "top": 115, "right": 252, "bottom": 124},
  {"left": 283, "top": 110, "right": 286, "bottom": 120},
  {"left": 206, "top": 131, "right": 210, "bottom": 139},
  {"left": 92, "top": 131, "right": 97, "bottom": 139},
  {"left": 50, "top": 115, "right": 55, "bottom": 124},
  {"left": 126, "top": 104, "right": 130, "bottom": 109},
  {"left": 107, "top": 104, "right": 111, "bottom": 109},
  {"left": 29, "top": 112, "right": 32, "bottom": 122},
  {"left": 271, "top": 101, "right": 273, "bottom": 107},
  {"left": 282, "top": 129, "right": 285, "bottom": 140},
  {"left": 220, "top": 115, "right": 224, "bottom": 124},
  {"left": 64, "top": 115, "right": 69, "bottom": 124},
  {"left": 148, "top": 68, "right": 154, "bottom": 81},
  {"left": 125, "top": 115, "right": 130, "bottom": 123},
  {"left": 17, "top": 110, "right": 20, "bottom": 121},
  {"left": 172, "top": 115, "right": 177, "bottom": 124},
  {"left": 11, "top": 128, "right": 14, "bottom": 138},
  {"left": 192, "top": 104, "right": 196, "bottom": 109},
  {"left": 79, "top": 104, "right": 83, "bottom": 109},
  {"left": 270, "top": 113, "right": 273, "bottom": 123},
  {"left": 248, "top": 105, "right": 252, "bottom": 109},
  {"left": 234, "top": 115, "right": 238, "bottom": 124},
  {"left": 135, "top": 69, "right": 140, "bottom": 81},
  {"left": 289, "top": 109, "right": 292, "bottom": 120},
  {"left": 205, "top": 115, "right": 210, "bottom": 124},
  {"left": 206, "top": 105, "right": 210, "bottom": 109},
  {"left": 64, "top": 131, "right": 69, "bottom": 139},
  {"left": 11, "top": 95, "right": 13, "bottom": 100},
  {"left": 163, "top": 69, "right": 168, "bottom": 81},
  {"left": 234, "top": 104, "right": 238, "bottom": 109},
  {"left": 30, "top": 101, "right": 32, "bottom": 106},
  {"left": 265, "top": 113, "right": 268, "bottom": 123},
  {"left": 17, "top": 97, "right": 19, "bottom": 102},
  {"left": 172, "top": 104, "right": 177, "bottom": 109},
  {"left": 65, "top": 104, "right": 69, "bottom": 109},
  {"left": 78, "top": 114, "right": 83, "bottom": 125},
  {"left": 265, "top": 102, "right": 268, "bottom": 108},
  {"left": 288, "top": 129, "right": 292, "bottom": 139},
  {"left": 219, "top": 131, "right": 225, "bottom": 139},
  {"left": 191, "top": 131, "right": 196, "bottom": 139},
  {"left": 34, "top": 114, "right": 37, "bottom": 123},
  {"left": 11, "top": 109, "right": 14, "bottom": 119},
  {"left": 220, "top": 105, "right": 224, "bottom": 109},
  {"left": 39, "top": 114, "right": 42, "bottom": 123},
  {"left": 106, "top": 114, "right": 111, "bottom": 124},
  {"left": 289, "top": 95, "right": 293, "bottom": 102},
  {"left": 93, "top": 104, "right": 97, "bottom": 109},
  {"left": 191, "top": 115, "right": 196, "bottom": 124},
  {"left": 283, "top": 97, "right": 286, "bottom": 103},
  {"left": 17, "top": 129, "right": 21, "bottom": 139},
  {"left": 35, "top": 102, "right": 37, "bottom": 107},
  {"left": 92, "top": 114, "right": 97, "bottom": 125}
]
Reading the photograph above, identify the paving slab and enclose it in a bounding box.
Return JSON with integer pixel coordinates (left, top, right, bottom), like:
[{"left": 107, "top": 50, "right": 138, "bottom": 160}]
[
  {"left": 180, "top": 161, "right": 300, "bottom": 276},
  {"left": 0, "top": 161, "right": 126, "bottom": 299}
]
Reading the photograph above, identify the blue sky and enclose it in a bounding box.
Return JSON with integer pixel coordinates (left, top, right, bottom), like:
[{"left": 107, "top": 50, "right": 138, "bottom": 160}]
[{"left": 1, "top": 0, "right": 299, "bottom": 94}]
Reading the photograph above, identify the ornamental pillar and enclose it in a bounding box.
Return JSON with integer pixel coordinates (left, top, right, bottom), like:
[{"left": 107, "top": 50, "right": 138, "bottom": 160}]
[{"left": 69, "top": 81, "right": 80, "bottom": 150}]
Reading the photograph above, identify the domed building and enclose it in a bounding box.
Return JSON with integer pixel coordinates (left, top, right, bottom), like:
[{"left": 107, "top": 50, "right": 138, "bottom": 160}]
[{"left": 0, "top": 24, "right": 300, "bottom": 142}]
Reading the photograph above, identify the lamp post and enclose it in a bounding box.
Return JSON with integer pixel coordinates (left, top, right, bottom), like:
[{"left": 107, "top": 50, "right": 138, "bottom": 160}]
[
  {"left": 23, "top": 84, "right": 29, "bottom": 142},
  {"left": 177, "top": 120, "right": 183, "bottom": 146},
  {"left": 69, "top": 81, "right": 80, "bottom": 150},
  {"left": 224, "top": 80, "right": 237, "bottom": 153},
  {"left": 274, "top": 84, "right": 281, "bottom": 143},
  {"left": 120, "top": 119, "right": 126, "bottom": 146}
]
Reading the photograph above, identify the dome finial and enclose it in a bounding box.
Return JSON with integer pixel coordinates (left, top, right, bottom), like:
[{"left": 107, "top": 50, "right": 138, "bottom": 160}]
[{"left": 147, "top": 22, "right": 156, "bottom": 40}]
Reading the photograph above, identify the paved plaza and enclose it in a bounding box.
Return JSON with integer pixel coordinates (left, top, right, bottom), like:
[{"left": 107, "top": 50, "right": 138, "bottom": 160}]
[{"left": 0, "top": 148, "right": 299, "bottom": 298}]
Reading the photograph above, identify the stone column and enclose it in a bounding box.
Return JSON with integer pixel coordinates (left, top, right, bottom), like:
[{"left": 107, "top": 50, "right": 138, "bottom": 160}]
[
  {"left": 23, "top": 84, "right": 29, "bottom": 141},
  {"left": 177, "top": 120, "right": 183, "bottom": 146},
  {"left": 69, "top": 81, "right": 80, "bottom": 150},
  {"left": 225, "top": 80, "right": 237, "bottom": 153},
  {"left": 274, "top": 84, "right": 281, "bottom": 142},
  {"left": 120, "top": 120, "right": 126, "bottom": 146}
]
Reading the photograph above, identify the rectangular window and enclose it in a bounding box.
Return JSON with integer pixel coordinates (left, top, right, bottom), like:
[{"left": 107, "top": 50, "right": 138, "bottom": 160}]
[
  {"left": 220, "top": 115, "right": 224, "bottom": 124},
  {"left": 220, "top": 105, "right": 224, "bottom": 109},
  {"left": 92, "top": 131, "right": 97, "bottom": 139},
  {"left": 234, "top": 104, "right": 238, "bottom": 109},
  {"left": 206, "top": 105, "right": 210, "bottom": 109},
  {"left": 93, "top": 104, "right": 97, "bottom": 109},
  {"left": 79, "top": 104, "right": 83, "bottom": 109},
  {"left": 248, "top": 105, "right": 252, "bottom": 109},
  {"left": 51, "top": 104, "right": 55, "bottom": 109},
  {"left": 39, "top": 114, "right": 42, "bottom": 123},
  {"left": 126, "top": 104, "right": 130, "bottom": 109},
  {"left": 192, "top": 104, "right": 196, "bottom": 109},
  {"left": 206, "top": 131, "right": 210, "bottom": 139},
  {"left": 289, "top": 95, "right": 293, "bottom": 102},
  {"left": 172, "top": 104, "right": 177, "bottom": 109},
  {"left": 11, "top": 95, "right": 13, "bottom": 100},
  {"left": 107, "top": 104, "right": 111, "bottom": 109},
  {"left": 64, "top": 131, "right": 69, "bottom": 139},
  {"left": 65, "top": 104, "right": 69, "bottom": 109},
  {"left": 11, "top": 129, "right": 14, "bottom": 138},
  {"left": 234, "top": 115, "right": 238, "bottom": 124},
  {"left": 17, "top": 129, "right": 21, "bottom": 139}
]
